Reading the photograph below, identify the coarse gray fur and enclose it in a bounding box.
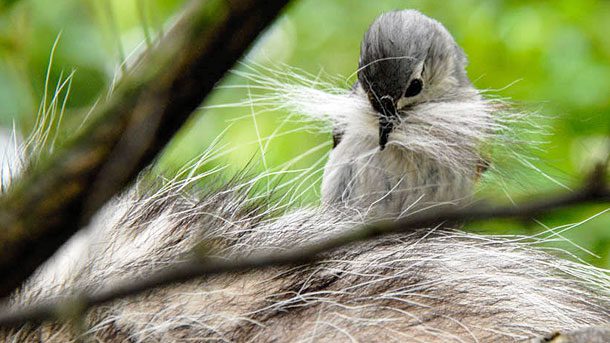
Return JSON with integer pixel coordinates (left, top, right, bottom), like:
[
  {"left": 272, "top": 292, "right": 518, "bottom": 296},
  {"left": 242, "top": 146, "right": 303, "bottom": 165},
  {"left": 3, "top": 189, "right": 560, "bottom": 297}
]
[
  {"left": 1, "top": 125, "right": 609, "bottom": 342},
  {"left": 1, "top": 9, "right": 609, "bottom": 343},
  {"left": 1, "top": 169, "right": 610, "bottom": 342}
]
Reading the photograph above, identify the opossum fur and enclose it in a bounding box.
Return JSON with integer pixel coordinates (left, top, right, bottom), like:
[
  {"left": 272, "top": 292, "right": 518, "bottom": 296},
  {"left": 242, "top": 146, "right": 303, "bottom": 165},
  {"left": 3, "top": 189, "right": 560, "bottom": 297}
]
[{"left": 1, "top": 133, "right": 609, "bottom": 342}]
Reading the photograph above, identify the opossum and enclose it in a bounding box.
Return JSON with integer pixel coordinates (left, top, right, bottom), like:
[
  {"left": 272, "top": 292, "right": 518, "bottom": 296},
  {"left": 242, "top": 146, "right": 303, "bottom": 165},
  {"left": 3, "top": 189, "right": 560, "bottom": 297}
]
[
  {"left": 1, "top": 9, "right": 609, "bottom": 343},
  {"left": 1, "top": 125, "right": 609, "bottom": 342}
]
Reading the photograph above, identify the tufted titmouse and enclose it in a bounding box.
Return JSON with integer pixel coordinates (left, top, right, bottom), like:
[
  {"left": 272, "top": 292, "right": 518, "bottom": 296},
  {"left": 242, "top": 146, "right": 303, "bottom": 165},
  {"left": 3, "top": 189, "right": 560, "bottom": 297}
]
[{"left": 323, "top": 10, "right": 490, "bottom": 217}]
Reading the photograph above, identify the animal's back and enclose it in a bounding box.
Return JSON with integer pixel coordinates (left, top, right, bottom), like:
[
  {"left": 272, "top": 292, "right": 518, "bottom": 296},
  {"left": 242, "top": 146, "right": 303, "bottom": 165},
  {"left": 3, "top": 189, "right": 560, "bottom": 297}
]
[{"left": 2, "top": 177, "right": 609, "bottom": 342}]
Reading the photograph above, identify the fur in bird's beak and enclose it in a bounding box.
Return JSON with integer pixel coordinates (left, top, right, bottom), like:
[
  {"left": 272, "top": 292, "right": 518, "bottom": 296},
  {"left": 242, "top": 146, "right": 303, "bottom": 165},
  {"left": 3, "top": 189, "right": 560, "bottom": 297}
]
[{"left": 378, "top": 95, "right": 398, "bottom": 150}]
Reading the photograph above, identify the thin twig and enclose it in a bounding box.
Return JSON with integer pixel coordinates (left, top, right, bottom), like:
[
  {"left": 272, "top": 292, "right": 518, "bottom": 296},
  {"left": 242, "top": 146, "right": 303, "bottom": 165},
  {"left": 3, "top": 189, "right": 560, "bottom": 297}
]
[{"left": 0, "top": 166, "right": 607, "bottom": 328}]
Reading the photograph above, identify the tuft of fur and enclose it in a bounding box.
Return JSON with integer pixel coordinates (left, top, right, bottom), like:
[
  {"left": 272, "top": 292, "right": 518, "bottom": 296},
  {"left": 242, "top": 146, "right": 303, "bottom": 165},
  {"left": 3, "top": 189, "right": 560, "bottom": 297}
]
[
  {"left": 0, "top": 127, "right": 23, "bottom": 192},
  {"left": 232, "top": 59, "right": 526, "bottom": 217}
]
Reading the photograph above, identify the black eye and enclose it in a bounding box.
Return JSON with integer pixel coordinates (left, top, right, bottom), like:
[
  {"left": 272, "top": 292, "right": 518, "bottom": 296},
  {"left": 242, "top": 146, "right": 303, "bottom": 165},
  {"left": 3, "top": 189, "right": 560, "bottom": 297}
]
[{"left": 404, "top": 78, "right": 423, "bottom": 97}]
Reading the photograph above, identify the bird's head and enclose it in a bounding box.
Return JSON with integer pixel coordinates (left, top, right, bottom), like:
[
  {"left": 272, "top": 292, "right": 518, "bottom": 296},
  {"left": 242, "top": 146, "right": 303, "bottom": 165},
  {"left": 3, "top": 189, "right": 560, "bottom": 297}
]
[{"left": 358, "top": 10, "right": 472, "bottom": 150}]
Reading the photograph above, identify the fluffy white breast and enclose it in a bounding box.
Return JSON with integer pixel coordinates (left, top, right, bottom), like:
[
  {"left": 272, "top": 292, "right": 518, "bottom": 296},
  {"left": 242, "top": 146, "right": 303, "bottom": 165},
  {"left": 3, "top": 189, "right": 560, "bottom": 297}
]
[{"left": 321, "top": 111, "right": 477, "bottom": 218}]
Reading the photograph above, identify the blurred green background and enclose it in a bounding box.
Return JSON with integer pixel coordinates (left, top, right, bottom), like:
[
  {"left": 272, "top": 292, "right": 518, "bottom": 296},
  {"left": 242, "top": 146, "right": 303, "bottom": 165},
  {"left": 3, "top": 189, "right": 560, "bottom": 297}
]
[{"left": 0, "top": 0, "right": 608, "bottom": 266}]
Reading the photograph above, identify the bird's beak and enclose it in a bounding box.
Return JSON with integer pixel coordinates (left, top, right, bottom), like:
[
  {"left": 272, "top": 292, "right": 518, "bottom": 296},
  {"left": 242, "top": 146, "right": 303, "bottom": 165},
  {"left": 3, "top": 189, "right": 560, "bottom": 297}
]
[{"left": 378, "top": 96, "right": 398, "bottom": 151}]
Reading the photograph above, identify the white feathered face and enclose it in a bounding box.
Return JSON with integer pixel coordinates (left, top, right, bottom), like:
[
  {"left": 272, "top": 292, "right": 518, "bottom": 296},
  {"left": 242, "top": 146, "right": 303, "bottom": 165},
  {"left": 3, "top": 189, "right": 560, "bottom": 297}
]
[{"left": 357, "top": 10, "right": 472, "bottom": 149}]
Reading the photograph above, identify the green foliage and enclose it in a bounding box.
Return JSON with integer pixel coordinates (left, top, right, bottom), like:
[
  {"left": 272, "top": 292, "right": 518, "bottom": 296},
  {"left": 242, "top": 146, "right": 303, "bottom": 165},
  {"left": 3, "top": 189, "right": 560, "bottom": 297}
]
[{"left": 0, "top": 0, "right": 608, "bottom": 266}]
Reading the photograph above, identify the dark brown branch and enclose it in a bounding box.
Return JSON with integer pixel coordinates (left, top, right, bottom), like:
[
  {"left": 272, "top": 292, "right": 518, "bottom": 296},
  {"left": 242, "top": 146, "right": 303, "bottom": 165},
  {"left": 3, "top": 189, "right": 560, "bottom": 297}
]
[
  {"left": 0, "top": 0, "right": 290, "bottom": 298},
  {"left": 0, "top": 167, "right": 607, "bottom": 329}
]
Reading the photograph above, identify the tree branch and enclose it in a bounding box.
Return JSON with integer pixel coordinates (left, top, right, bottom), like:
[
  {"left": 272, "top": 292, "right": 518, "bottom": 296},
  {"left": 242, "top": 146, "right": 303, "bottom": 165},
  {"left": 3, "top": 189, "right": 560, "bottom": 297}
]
[
  {"left": 0, "top": 166, "right": 607, "bottom": 328},
  {"left": 0, "top": 0, "right": 290, "bottom": 298}
]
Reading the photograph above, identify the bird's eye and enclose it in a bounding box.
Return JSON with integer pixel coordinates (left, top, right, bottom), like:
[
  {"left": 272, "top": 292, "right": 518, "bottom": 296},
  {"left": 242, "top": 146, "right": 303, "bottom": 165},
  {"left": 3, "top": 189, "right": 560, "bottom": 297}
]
[{"left": 404, "top": 79, "right": 423, "bottom": 97}]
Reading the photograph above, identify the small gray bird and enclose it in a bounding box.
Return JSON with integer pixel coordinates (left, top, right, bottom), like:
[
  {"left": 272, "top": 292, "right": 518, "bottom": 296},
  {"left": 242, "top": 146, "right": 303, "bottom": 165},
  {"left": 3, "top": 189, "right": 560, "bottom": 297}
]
[{"left": 322, "top": 10, "right": 492, "bottom": 216}]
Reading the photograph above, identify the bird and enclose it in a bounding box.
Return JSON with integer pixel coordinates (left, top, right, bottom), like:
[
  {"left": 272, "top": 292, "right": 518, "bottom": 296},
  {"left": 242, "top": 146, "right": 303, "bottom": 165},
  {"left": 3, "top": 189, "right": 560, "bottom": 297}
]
[{"left": 322, "top": 10, "right": 493, "bottom": 217}]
